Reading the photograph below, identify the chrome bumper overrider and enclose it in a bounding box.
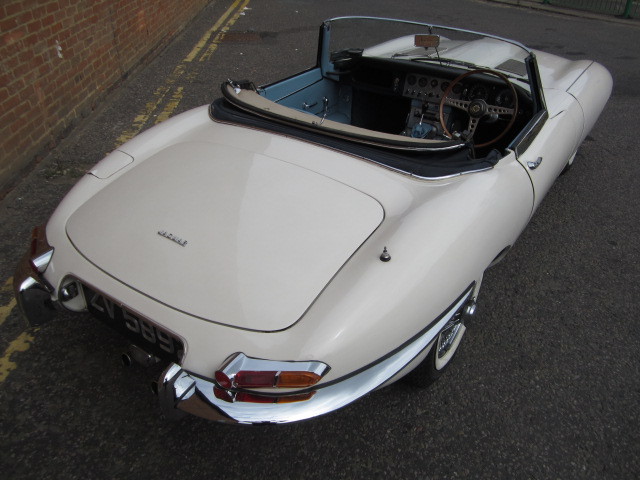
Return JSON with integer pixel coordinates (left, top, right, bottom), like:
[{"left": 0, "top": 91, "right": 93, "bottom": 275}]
[
  {"left": 157, "top": 285, "right": 475, "bottom": 424},
  {"left": 13, "top": 251, "right": 57, "bottom": 326}
]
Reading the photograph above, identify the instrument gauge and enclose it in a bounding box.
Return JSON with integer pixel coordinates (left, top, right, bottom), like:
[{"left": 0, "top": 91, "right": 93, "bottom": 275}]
[
  {"left": 495, "top": 89, "right": 515, "bottom": 108},
  {"left": 469, "top": 84, "right": 488, "bottom": 100}
]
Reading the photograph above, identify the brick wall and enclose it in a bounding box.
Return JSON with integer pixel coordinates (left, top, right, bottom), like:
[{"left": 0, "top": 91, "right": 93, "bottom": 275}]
[{"left": 0, "top": 0, "right": 211, "bottom": 192}]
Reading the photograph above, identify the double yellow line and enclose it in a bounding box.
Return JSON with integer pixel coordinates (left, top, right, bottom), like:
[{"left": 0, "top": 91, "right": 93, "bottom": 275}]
[
  {"left": 115, "top": 0, "right": 251, "bottom": 146},
  {"left": 0, "top": 0, "right": 251, "bottom": 384},
  {"left": 0, "top": 277, "right": 37, "bottom": 383}
]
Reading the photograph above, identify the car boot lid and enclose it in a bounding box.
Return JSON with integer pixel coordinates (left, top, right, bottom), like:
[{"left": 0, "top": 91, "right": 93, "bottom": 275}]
[{"left": 66, "top": 141, "right": 384, "bottom": 331}]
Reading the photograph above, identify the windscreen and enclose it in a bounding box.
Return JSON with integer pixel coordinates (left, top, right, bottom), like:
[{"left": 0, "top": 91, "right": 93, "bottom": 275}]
[{"left": 324, "top": 17, "right": 532, "bottom": 89}]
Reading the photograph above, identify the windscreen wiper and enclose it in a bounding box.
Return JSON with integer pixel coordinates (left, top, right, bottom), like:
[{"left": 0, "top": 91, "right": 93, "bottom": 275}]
[
  {"left": 399, "top": 55, "right": 525, "bottom": 82},
  {"left": 409, "top": 56, "right": 481, "bottom": 69}
]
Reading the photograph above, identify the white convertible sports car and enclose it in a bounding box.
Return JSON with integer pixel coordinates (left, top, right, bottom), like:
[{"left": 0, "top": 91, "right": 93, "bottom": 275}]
[{"left": 15, "top": 17, "right": 611, "bottom": 424}]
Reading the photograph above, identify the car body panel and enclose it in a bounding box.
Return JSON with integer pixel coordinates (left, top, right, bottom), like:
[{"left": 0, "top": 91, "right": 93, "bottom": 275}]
[
  {"left": 42, "top": 121, "right": 534, "bottom": 382},
  {"left": 66, "top": 140, "right": 384, "bottom": 332}
]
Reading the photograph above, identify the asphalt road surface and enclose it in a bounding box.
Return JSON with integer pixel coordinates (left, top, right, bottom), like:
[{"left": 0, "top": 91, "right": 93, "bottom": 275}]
[{"left": 1, "top": 1, "right": 638, "bottom": 478}]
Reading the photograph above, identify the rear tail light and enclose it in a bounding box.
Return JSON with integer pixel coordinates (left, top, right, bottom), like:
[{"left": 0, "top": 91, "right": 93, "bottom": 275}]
[
  {"left": 213, "top": 353, "right": 329, "bottom": 404},
  {"left": 235, "top": 370, "right": 279, "bottom": 388},
  {"left": 227, "top": 370, "right": 323, "bottom": 389}
]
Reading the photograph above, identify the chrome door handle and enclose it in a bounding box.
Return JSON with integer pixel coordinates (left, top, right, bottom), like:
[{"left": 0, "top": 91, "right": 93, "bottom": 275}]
[{"left": 527, "top": 157, "right": 543, "bottom": 169}]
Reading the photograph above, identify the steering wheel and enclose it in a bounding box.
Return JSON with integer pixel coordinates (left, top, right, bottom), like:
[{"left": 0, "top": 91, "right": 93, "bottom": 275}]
[{"left": 438, "top": 69, "right": 518, "bottom": 148}]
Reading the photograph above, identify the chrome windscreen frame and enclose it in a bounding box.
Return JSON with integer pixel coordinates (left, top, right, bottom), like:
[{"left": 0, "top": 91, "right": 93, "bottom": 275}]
[{"left": 157, "top": 283, "right": 476, "bottom": 424}]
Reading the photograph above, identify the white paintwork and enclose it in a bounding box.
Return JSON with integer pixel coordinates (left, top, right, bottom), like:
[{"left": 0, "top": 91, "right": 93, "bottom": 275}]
[
  {"left": 28, "top": 19, "right": 612, "bottom": 422},
  {"left": 67, "top": 141, "right": 383, "bottom": 331},
  {"left": 89, "top": 150, "right": 133, "bottom": 179},
  {"left": 45, "top": 115, "right": 533, "bottom": 380},
  {"left": 520, "top": 53, "right": 612, "bottom": 211},
  {"left": 518, "top": 88, "right": 583, "bottom": 211}
]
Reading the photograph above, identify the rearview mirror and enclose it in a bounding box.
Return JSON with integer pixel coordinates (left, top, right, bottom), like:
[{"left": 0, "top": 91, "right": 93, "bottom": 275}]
[{"left": 414, "top": 34, "right": 440, "bottom": 48}]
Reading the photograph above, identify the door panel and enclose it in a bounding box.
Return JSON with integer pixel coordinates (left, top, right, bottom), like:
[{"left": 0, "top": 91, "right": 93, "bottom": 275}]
[{"left": 516, "top": 95, "right": 583, "bottom": 212}]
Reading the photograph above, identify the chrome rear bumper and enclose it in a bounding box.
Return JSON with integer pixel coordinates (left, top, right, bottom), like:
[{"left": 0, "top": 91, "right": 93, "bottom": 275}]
[
  {"left": 157, "top": 285, "right": 475, "bottom": 424},
  {"left": 13, "top": 251, "right": 57, "bottom": 326}
]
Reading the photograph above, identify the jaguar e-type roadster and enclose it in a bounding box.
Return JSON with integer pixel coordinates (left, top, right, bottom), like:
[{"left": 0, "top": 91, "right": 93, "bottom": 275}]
[{"left": 15, "top": 17, "right": 611, "bottom": 424}]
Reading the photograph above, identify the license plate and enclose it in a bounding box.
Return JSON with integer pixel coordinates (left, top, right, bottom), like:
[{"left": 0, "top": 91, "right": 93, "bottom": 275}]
[{"left": 82, "top": 284, "right": 184, "bottom": 364}]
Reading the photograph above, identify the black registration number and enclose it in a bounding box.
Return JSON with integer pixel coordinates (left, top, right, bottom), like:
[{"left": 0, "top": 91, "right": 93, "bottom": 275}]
[{"left": 82, "top": 284, "right": 183, "bottom": 364}]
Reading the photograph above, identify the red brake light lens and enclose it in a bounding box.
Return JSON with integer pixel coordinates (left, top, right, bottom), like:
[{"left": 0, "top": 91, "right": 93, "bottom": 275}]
[
  {"left": 214, "top": 371, "right": 232, "bottom": 389},
  {"left": 235, "top": 370, "right": 279, "bottom": 388}
]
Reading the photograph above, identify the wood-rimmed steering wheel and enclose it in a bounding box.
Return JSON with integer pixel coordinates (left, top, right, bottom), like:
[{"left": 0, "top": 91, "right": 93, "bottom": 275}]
[{"left": 439, "top": 69, "right": 518, "bottom": 148}]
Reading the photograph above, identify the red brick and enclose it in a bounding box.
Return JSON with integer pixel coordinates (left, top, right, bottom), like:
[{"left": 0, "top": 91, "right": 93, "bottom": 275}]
[
  {"left": 41, "top": 14, "right": 55, "bottom": 27},
  {"left": 5, "top": 3, "right": 23, "bottom": 16},
  {"left": 26, "top": 20, "right": 42, "bottom": 34},
  {"left": 17, "top": 11, "right": 34, "bottom": 24},
  {"left": 30, "top": 5, "right": 48, "bottom": 21},
  {"left": 0, "top": 16, "right": 19, "bottom": 32},
  {"left": 1, "top": 0, "right": 210, "bottom": 188},
  {"left": 29, "top": 123, "right": 47, "bottom": 144}
]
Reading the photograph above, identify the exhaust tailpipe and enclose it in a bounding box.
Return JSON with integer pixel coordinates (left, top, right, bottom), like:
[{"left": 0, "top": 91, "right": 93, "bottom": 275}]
[{"left": 121, "top": 344, "right": 159, "bottom": 368}]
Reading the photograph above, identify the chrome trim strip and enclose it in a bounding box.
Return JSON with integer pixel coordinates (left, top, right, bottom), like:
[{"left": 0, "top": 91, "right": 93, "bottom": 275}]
[
  {"left": 512, "top": 109, "right": 548, "bottom": 157},
  {"left": 158, "top": 285, "right": 474, "bottom": 424},
  {"left": 32, "top": 250, "right": 54, "bottom": 273},
  {"left": 324, "top": 16, "right": 533, "bottom": 55}
]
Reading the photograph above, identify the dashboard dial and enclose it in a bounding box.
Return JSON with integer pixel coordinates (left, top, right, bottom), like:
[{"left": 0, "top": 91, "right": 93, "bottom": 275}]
[
  {"left": 495, "top": 89, "right": 515, "bottom": 108},
  {"left": 469, "top": 84, "right": 488, "bottom": 101}
]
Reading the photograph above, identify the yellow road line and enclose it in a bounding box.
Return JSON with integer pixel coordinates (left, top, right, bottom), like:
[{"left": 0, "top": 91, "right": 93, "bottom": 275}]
[
  {"left": 155, "top": 86, "right": 185, "bottom": 124},
  {"left": 114, "top": 0, "right": 250, "bottom": 147},
  {"left": 199, "top": 0, "right": 251, "bottom": 62},
  {"left": 0, "top": 276, "right": 34, "bottom": 384},
  {"left": 1, "top": 277, "right": 12, "bottom": 293},
  {"left": 184, "top": 0, "right": 247, "bottom": 62},
  {"left": 0, "top": 277, "right": 16, "bottom": 327},
  {"left": 0, "top": 330, "right": 37, "bottom": 383}
]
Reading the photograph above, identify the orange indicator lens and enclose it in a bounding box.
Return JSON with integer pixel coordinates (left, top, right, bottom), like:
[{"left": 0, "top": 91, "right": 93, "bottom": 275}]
[{"left": 276, "top": 372, "right": 322, "bottom": 388}]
